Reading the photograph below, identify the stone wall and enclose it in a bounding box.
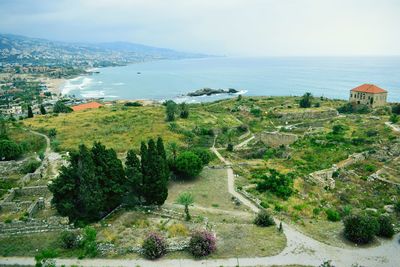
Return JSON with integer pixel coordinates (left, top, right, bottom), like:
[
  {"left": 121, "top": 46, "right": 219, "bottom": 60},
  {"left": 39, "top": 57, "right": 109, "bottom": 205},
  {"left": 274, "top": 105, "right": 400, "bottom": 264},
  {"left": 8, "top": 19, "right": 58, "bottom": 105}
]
[
  {"left": 258, "top": 131, "right": 298, "bottom": 147},
  {"left": 0, "top": 216, "right": 71, "bottom": 235},
  {"left": 15, "top": 186, "right": 50, "bottom": 197},
  {"left": 307, "top": 152, "right": 368, "bottom": 189},
  {"left": 274, "top": 108, "right": 338, "bottom": 122}
]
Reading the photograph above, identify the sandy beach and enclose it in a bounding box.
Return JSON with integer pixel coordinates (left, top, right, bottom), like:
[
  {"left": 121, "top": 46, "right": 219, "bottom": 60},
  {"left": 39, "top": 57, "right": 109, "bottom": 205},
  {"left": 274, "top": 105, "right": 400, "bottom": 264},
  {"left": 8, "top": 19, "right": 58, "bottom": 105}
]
[{"left": 44, "top": 78, "right": 65, "bottom": 95}]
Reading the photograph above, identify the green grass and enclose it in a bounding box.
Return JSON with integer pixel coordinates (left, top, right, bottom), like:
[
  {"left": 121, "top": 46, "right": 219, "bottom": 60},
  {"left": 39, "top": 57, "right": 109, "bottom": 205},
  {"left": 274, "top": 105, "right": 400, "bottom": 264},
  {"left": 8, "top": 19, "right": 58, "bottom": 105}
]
[
  {"left": 0, "top": 231, "right": 81, "bottom": 257},
  {"left": 167, "top": 168, "right": 246, "bottom": 212}
]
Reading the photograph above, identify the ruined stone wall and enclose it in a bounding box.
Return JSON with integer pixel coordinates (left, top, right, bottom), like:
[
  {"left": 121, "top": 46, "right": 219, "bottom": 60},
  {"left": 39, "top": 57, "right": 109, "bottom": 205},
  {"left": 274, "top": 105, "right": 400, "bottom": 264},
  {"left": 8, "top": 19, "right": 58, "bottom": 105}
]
[
  {"left": 15, "top": 186, "right": 49, "bottom": 197},
  {"left": 274, "top": 108, "right": 338, "bottom": 121},
  {"left": 0, "top": 216, "right": 71, "bottom": 235},
  {"left": 258, "top": 132, "right": 298, "bottom": 147}
]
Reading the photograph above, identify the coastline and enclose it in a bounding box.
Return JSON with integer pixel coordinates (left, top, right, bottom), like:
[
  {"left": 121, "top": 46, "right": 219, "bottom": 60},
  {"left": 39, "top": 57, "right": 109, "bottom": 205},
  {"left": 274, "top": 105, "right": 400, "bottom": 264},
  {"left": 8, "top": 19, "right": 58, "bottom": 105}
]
[{"left": 44, "top": 78, "right": 65, "bottom": 95}]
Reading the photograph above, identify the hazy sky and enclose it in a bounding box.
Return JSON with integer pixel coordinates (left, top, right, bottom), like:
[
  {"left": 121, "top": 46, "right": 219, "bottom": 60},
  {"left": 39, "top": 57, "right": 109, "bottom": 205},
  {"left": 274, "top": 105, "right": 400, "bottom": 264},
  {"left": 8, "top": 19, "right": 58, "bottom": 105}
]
[{"left": 0, "top": 0, "right": 399, "bottom": 56}]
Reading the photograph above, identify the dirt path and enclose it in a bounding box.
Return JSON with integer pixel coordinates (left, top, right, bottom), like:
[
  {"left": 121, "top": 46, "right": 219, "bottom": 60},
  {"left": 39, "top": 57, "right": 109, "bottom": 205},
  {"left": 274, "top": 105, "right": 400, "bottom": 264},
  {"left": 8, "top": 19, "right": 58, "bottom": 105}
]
[{"left": 385, "top": 121, "right": 400, "bottom": 132}]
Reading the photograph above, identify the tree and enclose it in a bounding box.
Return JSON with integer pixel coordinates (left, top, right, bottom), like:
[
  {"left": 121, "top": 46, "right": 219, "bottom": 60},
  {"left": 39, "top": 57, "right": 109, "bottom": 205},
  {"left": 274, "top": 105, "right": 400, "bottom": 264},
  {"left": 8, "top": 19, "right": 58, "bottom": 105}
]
[
  {"left": 141, "top": 139, "right": 169, "bottom": 205},
  {"left": 40, "top": 105, "right": 46, "bottom": 115},
  {"left": 176, "top": 192, "right": 194, "bottom": 221},
  {"left": 27, "top": 105, "right": 33, "bottom": 118},
  {"left": 174, "top": 151, "right": 203, "bottom": 178},
  {"left": 343, "top": 214, "right": 378, "bottom": 244},
  {"left": 179, "top": 102, "right": 189, "bottom": 118},
  {"left": 90, "top": 142, "right": 126, "bottom": 212},
  {"left": 165, "top": 100, "right": 177, "bottom": 121},
  {"left": 299, "top": 92, "right": 312, "bottom": 108},
  {"left": 0, "top": 117, "right": 8, "bottom": 139},
  {"left": 0, "top": 139, "right": 22, "bottom": 160},
  {"left": 125, "top": 150, "right": 143, "bottom": 199},
  {"left": 49, "top": 142, "right": 126, "bottom": 223},
  {"left": 53, "top": 101, "right": 73, "bottom": 113},
  {"left": 254, "top": 169, "right": 294, "bottom": 199}
]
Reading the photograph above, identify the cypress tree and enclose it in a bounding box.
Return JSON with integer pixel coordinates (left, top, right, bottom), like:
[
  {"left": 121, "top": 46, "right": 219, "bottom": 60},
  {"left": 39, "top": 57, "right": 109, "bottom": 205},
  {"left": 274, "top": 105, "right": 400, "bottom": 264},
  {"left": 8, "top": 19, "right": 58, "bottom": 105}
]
[
  {"left": 40, "top": 104, "right": 46, "bottom": 115},
  {"left": 126, "top": 149, "right": 143, "bottom": 198},
  {"left": 91, "top": 142, "right": 126, "bottom": 213},
  {"left": 27, "top": 106, "right": 33, "bottom": 118},
  {"left": 50, "top": 144, "right": 103, "bottom": 222},
  {"left": 141, "top": 139, "right": 169, "bottom": 205}
]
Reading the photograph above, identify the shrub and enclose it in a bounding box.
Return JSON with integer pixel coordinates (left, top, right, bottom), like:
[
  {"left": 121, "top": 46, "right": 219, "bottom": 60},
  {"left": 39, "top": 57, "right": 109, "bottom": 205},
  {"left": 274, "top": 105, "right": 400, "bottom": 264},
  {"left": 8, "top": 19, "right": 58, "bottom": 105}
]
[
  {"left": 389, "top": 114, "right": 399, "bottom": 124},
  {"left": 21, "top": 160, "right": 41, "bottom": 174},
  {"left": 325, "top": 209, "right": 341, "bottom": 222},
  {"left": 0, "top": 139, "right": 22, "bottom": 160},
  {"left": 254, "top": 210, "right": 275, "bottom": 227},
  {"left": 48, "top": 128, "right": 57, "bottom": 139},
  {"left": 188, "top": 230, "right": 217, "bottom": 257},
  {"left": 34, "top": 248, "right": 58, "bottom": 267},
  {"left": 190, "top": 147, "right": 213, "bottom": 165},
  {"left": 377, "top": 215, "right": 394, "bottom": 238},
  {"left": 337, "top": 103, "right": 370, "bottom": 114},
  {"left": 124, "top": 101, "right": 142, "bottom": 107},
  {"left": 174, "top": 151, "right": 203, "bottom": 178},
  {"left": 168, "top": 223, "right": 189, "bottom": 237},
  {"left": 254, "top": 169, "right": 294, "bottom": 199},
  {"left": 395, "top": 201, "right": 400, "bottom": 213},
  {"left": 141, "top": 232, "right": 167, "bottom": 259},
  {"left": 392, "top": 104, "right": 400, "bottom": 115},
  {"left": 226, "top": 143, "right": 234, "bottom": 152},
  {"left": 343, "top": 214, "right": 378, "bottom": 244},
  {"left": 60, "top": 230, "right": 79, "bottom": 249},
  {"left": 250, "top": 108, "right": 262, "bottom": 117},
  {"left": 81, "top": 226, "right": 97, "bottom": 258}
]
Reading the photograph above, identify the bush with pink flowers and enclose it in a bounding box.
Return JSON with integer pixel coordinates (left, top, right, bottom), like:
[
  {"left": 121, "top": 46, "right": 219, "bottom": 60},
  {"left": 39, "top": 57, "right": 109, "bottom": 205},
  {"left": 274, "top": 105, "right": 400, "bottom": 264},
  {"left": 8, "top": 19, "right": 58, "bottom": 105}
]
[
  {"left": 141, "top": 232, "right": 167, "bottom": 259},
  {"left": 188, "top": 230, "right": 217, "bottom": 257}
]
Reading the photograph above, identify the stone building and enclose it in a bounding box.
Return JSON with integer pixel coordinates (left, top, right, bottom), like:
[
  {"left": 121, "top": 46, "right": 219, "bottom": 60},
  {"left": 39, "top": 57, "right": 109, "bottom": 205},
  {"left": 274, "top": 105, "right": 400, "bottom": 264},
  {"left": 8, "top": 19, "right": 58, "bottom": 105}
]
[{"left": 349, "top": 84, "right": 388, "bottom": 108}]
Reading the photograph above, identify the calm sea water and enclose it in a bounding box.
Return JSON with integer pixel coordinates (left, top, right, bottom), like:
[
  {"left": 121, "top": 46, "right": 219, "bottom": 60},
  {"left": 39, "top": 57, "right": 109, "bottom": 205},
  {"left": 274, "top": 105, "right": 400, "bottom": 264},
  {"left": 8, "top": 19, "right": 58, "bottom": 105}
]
[{"left": 62, "top": 57, "right": 400, "bottom": 102}]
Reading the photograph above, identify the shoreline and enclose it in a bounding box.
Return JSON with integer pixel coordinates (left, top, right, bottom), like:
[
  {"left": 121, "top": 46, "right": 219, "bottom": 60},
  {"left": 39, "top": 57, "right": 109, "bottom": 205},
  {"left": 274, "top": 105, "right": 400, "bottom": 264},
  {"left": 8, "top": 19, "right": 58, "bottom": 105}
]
[{"left": 43, "top": 78, "right": 65, "bottom": 95}]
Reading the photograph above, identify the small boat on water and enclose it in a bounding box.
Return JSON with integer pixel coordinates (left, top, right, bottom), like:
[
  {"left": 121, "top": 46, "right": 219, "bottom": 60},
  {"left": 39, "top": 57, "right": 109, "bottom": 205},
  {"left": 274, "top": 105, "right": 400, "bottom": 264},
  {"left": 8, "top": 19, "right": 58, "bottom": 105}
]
[{"left": 137, "top": 72, "right": 141, "bottom": 74}]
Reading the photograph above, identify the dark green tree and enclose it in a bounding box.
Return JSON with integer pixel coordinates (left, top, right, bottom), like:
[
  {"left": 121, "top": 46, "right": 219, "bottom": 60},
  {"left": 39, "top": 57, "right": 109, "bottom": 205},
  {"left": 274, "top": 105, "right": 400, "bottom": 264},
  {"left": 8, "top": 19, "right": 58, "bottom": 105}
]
[
  {"left": 141, "top": 139, "right": 169, "bottom": 205},
  {"left": 254, "top": 169, "right": 294, "bottom": 199},
  {"left": 179, "top": 102, "right": 189, "bottom": 118},
  {"left": 0, "top": 116, "right": 7, "bottom": 139},
  {"left": 50, "top": 144, "right": 103, "bottom": 222},
  {"left": 0, "top": 139, "right": 22, "bottom": 160},
  {"left": 40, "top": 104, "right": 46, "bottom": 115},
  {"left": 91, "top": 142, "right": 126, "bottom": 212},
  {"left": 27, "top": 105, "right": 33, "bottom": 118},
  {"left": 174, "top": 151, "right": 203, "bottom": 178},
  {"left": 125, "top": 150, "right": 143, "bottom": 198},
  {"left": 299, "top": 92, "right": 312, "bottom": 108},
  {"left": 54, "top": 101, "right": 73, "bottom": 113},
  {"left": 165, "top": 101, "right": 177, "bottom": 121}
]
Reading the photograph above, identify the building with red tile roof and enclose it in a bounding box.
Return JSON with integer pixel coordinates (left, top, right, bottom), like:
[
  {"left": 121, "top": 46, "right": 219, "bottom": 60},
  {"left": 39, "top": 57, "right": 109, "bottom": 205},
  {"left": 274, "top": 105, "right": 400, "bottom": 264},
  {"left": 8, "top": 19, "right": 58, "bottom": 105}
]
[
  {"left": 71, "top": 101, "right": 103, "bottom": 111},
  {"left": 349, "top": 84, "right": 388, "bottom": 108}
]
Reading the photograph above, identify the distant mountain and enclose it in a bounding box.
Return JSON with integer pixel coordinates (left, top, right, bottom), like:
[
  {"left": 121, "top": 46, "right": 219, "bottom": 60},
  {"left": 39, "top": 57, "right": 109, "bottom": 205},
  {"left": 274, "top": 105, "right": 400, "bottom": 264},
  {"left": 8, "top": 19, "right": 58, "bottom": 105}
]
[{"left": 0, "top": 34, "right": 207, "bottom": 67}]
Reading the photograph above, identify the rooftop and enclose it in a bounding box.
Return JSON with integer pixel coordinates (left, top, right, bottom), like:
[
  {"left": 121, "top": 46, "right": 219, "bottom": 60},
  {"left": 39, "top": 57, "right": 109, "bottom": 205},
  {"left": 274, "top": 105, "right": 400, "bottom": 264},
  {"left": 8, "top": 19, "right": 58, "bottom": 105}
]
[
  {"left": 71, "top": 101, "right": 103, "bottom": 111},
  {"left": 351, "top": 84, "right": 387, "bottom": 94}
]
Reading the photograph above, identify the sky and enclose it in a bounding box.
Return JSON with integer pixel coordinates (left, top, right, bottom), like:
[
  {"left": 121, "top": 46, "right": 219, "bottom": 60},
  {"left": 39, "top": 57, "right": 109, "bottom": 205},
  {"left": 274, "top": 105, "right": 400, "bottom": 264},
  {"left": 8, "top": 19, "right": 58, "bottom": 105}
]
[{"left": 0, "top": 0, "right": 399, "bottom": 56}]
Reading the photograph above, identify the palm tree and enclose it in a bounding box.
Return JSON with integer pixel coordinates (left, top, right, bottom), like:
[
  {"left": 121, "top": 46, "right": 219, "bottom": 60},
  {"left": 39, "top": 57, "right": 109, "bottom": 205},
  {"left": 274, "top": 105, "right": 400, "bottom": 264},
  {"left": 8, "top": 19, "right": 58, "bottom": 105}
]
[
  {"left": 168, "top": 141, "right": 178, "bottom": 161},
  {"left": 176, "top": 192, "right": 194, "bottom": 221}
]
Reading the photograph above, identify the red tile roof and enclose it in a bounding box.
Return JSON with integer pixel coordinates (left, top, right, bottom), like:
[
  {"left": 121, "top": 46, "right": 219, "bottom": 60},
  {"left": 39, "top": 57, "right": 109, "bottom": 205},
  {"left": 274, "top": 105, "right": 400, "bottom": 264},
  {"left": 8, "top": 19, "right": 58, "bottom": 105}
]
[
  {"left": 351, "top": 84, "right": 387, "bottom": 94},
  {"left": 71, "top": 102, "right": 103, "bottom": 111}
]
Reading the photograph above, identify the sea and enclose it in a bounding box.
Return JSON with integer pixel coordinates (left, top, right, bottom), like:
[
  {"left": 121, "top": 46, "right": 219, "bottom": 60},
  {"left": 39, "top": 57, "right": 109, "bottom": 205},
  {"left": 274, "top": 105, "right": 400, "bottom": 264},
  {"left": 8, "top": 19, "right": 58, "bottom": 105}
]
[{"left": 61, "top": 56, "right": 400, "bottom": 103}]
